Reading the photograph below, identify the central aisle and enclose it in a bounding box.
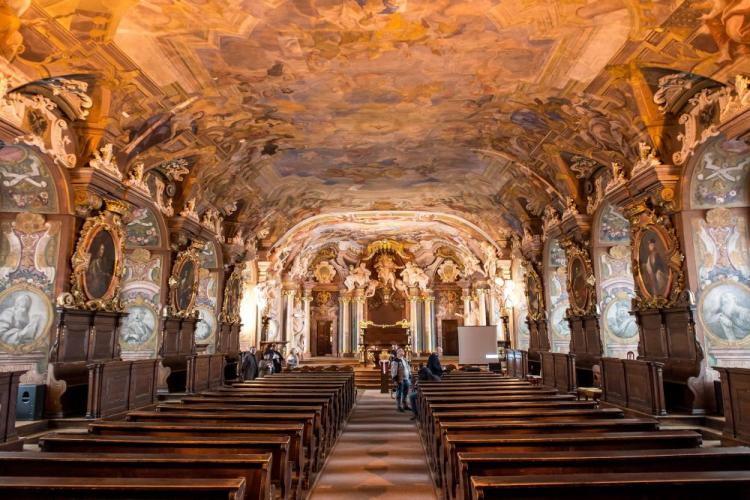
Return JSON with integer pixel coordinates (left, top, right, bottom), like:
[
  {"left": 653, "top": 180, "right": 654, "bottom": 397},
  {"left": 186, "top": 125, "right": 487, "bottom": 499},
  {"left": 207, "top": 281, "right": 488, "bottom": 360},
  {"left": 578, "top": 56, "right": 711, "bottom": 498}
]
[{"left": 310, "top": 390, "right": 438, "bottom": 499}]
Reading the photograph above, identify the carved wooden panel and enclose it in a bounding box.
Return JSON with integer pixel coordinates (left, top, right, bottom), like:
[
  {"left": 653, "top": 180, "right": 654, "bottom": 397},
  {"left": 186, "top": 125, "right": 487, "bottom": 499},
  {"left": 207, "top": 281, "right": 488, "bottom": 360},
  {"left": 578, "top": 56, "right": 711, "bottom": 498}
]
[
  {"left": 540, "top": 352, "right": 576, "bottom": 393},
  {"left": 569, "top": 316, "right": 586, "bottom": 353},
  {"left": 663, "top": 308, "right": 696, "bottom": 360},
  {"left": 187, "top": 354, "right": 211, "bottom": 393},
  {"left": 638, "top": 309, "right": 667, "bottom": 359},
  {"left": 179, "top": 318, "right": 198, "bottom": 356},
  {"left": 129, "top": 360, "right": 158, "bottom": 409},
  {"left": 54, "top": 309, "right": 94, "bottom": 363},
  {"left": 160, "top": 318, "right": 181, "bottom": 357},
  {"left": 208, "top": 354, "right": 225, "bottom": 389},
  {"left": 601, "top": 357, "right": 627, "bottom": 407},
  {"left": 505, "top": 349, "right": 528, "bottom": 379},
  {"left": 90, "top": 311, "right": 122, "bottom": 361},
  {"left": 583, "top": 316, "right": 602, "bottom": 357},
  {"left": 0, "top": 371, "right": 24, "bottom": 446},
  {"left": 717, "top": 367, "right": 750, "bottom": 445},
  {"left": 600, "top": 357, "right": 666, "bottom": 415}
]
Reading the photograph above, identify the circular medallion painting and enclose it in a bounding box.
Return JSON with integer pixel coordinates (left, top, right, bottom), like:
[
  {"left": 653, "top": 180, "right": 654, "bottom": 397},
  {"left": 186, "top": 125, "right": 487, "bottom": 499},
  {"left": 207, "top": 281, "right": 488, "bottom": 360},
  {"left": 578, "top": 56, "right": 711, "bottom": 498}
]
[
  {"left": 604, "top": 297, "right": 638, "bottom": 340},
  {"left": 120, "top": 305, "right": 157, "bottom": 345},
  {"left": 550, "top": 304, "right": 570, "bottom": 338},
  {"left": 84, "top": 228, "right": 117, "bottom": 299},
  {"left": 0, "top": 285, "right": 52, "bottom": 351},
  {"left": 699, "top": 281, "right": 750, "bottom": 344},
  {"left": 195, "top": 307, "right": 216, "bottom": 341}
]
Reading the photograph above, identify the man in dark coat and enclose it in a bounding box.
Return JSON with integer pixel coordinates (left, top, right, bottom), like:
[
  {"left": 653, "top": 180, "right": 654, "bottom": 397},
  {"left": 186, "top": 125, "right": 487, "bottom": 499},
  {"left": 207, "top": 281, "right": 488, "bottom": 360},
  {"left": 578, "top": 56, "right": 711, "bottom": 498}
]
[{"left": 242, "top": 347, "right": 259, "bottom": 380}]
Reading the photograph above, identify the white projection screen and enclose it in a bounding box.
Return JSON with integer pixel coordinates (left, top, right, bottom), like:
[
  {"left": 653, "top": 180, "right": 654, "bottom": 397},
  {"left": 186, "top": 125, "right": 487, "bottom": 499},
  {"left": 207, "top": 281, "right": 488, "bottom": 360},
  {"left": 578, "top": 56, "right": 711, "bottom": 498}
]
[{"left": 457, "top": 326, "right": 500, "bottom": 365}]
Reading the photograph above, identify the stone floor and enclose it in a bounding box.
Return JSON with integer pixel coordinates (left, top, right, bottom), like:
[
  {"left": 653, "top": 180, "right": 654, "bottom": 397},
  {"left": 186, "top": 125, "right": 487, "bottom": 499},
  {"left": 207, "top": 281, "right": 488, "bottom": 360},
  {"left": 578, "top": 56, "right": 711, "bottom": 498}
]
[{"left": 310, "top": 390, "right": 438, "bottom": 500}]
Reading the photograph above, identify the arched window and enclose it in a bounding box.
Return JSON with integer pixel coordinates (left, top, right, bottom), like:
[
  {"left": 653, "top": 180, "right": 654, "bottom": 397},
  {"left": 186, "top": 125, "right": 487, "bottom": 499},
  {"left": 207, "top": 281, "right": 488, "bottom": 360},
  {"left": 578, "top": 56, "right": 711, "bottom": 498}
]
[
  {"left": 684, "top": 137, "right": 750, "bottom": 368},
  {"left": 546, "top": 238, "right": 570, "bottom": 353},
  {"left": 594, "top": 203, "right": 638, "bottom": 357}
]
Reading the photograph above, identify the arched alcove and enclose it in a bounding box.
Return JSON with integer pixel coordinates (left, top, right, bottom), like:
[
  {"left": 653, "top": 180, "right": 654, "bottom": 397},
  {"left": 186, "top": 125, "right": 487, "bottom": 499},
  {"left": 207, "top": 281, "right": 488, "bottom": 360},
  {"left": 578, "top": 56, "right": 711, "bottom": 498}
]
[
  {"left": 0, "top": 143, "right": 75, "bottom": 383},
  {"left": 681, "top": 134, "right": 750, "bottom": 368},
  {"left": 545, "top": 238, "right": 570, "bottom": 353},
  {"left": 592, "top": 203, "right": 638, "bottom": 358}
]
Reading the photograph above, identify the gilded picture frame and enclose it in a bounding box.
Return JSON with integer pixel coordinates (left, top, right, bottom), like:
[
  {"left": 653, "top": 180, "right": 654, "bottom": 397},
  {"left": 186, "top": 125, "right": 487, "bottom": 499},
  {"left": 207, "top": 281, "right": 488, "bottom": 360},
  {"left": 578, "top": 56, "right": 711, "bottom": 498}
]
[
  {"left": 630, "top": 209, "right": 685, "bottom": 309},
  {"left": 220, "top": 265, "right": 242, "bottom": 325},
  {"left": 69, "top": 199, "right": 127, "bottom": 311},
  {"left": 169, "top": 241, "right": 202, "bottom": 318},
  {"left": 525, "top": 265, "right": 545, "bottom": 321},
  {"left": 563, "top": 240, "right": 596, "bottom": 316}
]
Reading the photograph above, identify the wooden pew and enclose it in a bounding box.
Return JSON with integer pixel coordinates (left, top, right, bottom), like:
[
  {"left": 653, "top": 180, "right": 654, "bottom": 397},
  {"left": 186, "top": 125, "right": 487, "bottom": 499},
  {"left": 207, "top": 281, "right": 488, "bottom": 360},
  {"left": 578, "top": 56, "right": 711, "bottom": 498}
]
[
  {"left": 470, "top": 470, "right": 750, "bottom": 499},
  {"left": 435, "top": 418, "right": 660, "bottom": 490},
  {"left": 458, "top": 447, "right": 750, "bottom": 500},
  {"left": 0, "top": 451, "right": 271, "bottom": 500},
  {"left": 124, "top": 410, "right": 319, "bottom": 480},
  {"left": 0, "top": 476, "right": 246, "bottom": 499},
  {"left": 443, "top": 430, "right": 703, "bottom": 500},
  {"left": 38, "top": 433, "right": 292, "bottom": 500}
]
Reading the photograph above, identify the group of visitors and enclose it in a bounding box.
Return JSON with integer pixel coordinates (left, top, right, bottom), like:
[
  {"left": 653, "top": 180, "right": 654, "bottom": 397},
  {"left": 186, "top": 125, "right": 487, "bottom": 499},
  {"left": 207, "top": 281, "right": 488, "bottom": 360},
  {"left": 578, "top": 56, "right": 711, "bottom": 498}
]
[
  {"left": 389, "top": 345, "right": 443, "bottom": 420},
  {"left": 241, "top": 344, "right": 301, "bottom": 380}
]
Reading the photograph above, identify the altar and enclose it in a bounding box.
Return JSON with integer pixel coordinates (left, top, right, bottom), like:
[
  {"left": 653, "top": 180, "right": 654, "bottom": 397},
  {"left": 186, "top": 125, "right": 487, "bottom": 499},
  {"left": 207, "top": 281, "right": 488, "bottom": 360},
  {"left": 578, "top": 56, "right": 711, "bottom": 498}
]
[{"left": 361, "top": 322, "right": 411, "bottom": 365}]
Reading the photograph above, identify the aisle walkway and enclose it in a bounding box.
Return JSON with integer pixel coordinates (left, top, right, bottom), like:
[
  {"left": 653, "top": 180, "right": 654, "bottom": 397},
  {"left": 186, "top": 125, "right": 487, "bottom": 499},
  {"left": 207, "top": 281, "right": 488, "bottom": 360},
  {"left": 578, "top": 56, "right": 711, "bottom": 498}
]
[{"left": 310, "top": 390, "right": 438, "bottom": 499}]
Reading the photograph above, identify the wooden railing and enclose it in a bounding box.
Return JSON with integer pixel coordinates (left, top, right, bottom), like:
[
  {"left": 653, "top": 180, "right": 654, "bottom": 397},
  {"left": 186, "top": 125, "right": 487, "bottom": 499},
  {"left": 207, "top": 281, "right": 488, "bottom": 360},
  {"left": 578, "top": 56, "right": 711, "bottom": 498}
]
[{"left": 600, "top": 357, "right": 666, "bottom": 415}]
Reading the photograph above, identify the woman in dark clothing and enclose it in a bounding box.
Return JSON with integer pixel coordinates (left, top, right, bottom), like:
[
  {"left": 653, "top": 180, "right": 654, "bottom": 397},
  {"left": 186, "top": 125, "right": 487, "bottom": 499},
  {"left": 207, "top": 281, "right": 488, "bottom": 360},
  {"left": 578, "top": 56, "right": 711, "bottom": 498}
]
[{"left": 241, "top": 347, "right": 259, "bottom": 380}]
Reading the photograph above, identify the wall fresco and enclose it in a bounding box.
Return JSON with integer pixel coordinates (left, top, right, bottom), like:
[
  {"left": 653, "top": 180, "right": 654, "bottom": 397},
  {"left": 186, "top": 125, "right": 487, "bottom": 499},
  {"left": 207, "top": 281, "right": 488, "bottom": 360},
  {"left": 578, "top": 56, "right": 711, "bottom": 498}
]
[
  {"left": 598, "top": 245, "right": 638, "bottom": 358},
  {"left": 691, "top": 140, "right": 750, "bottom": 209},
  {"left": 119, "top": 248, "right": 162, "bottom": 359},
  {"left": 693, "top": 208, "right": 750, "bottom": 367},
  {"left": 0, "top": 144, "right": 59, "bottom": 213},
  {"left": 0, "top": 213, "right": 60, "bottom": 382},
  {"left": 547, "top": 239, "right": 570, "bottom": 353},
  {"left": 125, "top": 207, "right": 161, "bottom": 247}
]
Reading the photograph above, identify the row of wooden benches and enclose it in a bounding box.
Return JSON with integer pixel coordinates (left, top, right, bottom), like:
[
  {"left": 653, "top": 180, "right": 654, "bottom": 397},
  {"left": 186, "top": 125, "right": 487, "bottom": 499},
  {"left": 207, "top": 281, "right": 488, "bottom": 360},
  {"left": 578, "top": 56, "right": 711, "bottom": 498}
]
[
  {"left": 415, "top": 370, "right": 750, "bottom": 500},
  {"left": 0, "top": 369, "right": 356, "bottom": 499}
]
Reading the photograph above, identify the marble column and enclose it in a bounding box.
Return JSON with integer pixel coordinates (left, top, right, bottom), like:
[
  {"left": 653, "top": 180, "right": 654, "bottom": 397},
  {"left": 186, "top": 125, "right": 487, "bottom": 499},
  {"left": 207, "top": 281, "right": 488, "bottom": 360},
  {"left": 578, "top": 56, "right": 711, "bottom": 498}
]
[
  {"left": 302, "top": 288, "right": 313, "bottom": 358},
  {"left": 477, "top": 288, "right": 488, "bottom": 326},
  {"left": 283, "top": 289, "right": 296, "bottom": 353},
  {"left": 461, "top": 286, "right": 472, "bottom": 325},
  {"left": 339, "top": 292, "right": 351, "bottom": 355},
  {"left": 353, "top": 288, "right": 365, "bottom": 357},
  {"left": 423, "top": 293, "right": 435, "bottom": 353},
  {"left": 488, "top": 289, "right": 499, "bottom": 326},
  {"left": 409, "top": 287, "right": 421, "bottom": 354}
]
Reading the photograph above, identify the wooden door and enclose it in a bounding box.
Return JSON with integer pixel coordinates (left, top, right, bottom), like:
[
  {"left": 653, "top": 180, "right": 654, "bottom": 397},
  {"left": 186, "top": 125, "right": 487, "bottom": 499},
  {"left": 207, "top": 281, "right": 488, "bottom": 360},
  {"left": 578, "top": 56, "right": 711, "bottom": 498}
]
[
  {"left": 442, "top": 319, "right": 459, "bottom": 356},
  {"left": 315, "top": 320, "right": 333, "bottom": 356}
]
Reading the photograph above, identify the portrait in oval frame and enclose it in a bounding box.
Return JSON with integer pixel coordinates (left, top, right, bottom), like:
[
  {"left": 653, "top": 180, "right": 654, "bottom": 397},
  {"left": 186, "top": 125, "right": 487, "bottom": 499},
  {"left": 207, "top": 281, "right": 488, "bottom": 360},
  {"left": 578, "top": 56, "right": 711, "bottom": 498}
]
[
  {"left": 70, "top": 201, "right": 126, "bottom": 310},
  {"left": 568, "top": 254, "right": 589, "bottom": 312},
  {"left": 635, "top": 225, "right": 674, "bottom": 301},
  {"left": 525, "top": 268, "right": 544, "bottom": 321},
  {"left": 169, "top": 248, "right": 200, "bottom": 317}
]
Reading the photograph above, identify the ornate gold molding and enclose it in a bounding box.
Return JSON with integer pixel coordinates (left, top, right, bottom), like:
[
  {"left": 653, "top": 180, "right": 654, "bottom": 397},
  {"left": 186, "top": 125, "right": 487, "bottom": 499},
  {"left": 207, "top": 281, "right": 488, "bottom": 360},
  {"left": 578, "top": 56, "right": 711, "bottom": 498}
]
[
  {"left": 628, "top": 205, "right": 686, "bottom": 310},
  {"left": 561, "top": 239, "right": 596, "bottom": 316},
  {"left": 219, "top": 265, "right": 242, "bottom": 325},
  {"left": 524, "top": 264, "right": 545, "bottom": 321},
  {"left": 168, "top": 241, "right": 202, "bottom": 318},
  {"left": 69, "top": 199, "right": 127, "bottom": 311}
]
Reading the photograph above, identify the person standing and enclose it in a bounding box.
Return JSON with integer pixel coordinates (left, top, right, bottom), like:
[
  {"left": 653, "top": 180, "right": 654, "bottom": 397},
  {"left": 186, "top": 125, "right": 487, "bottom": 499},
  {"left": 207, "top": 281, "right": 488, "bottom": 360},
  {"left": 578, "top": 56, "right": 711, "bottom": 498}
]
[
  {"left": 241, "top": 347, "right": 259, "bottom": 380},
  {"left": 390, "top": 348, "right": 411, "bottom": 412}
]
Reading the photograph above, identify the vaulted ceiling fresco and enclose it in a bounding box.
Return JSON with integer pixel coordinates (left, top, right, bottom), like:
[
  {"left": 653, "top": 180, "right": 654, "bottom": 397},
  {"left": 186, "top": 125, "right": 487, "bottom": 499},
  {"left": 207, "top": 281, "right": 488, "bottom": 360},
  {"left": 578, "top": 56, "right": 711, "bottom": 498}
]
[{"left": 3, "top": 0, "right": 749, "bottom": 248}]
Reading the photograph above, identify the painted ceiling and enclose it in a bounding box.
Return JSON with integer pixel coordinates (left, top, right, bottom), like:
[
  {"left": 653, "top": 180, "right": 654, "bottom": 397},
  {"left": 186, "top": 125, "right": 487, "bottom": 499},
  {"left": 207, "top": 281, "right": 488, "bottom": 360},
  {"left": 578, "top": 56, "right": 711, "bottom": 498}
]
[{"left": 3, "top": 1, "right": 750, "bottom": 247}]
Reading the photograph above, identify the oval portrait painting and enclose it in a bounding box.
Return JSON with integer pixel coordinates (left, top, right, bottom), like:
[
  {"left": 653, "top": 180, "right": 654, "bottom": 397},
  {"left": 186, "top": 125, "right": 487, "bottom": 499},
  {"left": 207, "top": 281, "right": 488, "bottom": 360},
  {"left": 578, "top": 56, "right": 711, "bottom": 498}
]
[
  {"left": 176, "top": 260, "right": 196, "bottom": 312},
  {"left": 84, "top": 228, "right": 117, "bottom": 299},
  {"left": 637, "top": 227, "right": 672, "bottom": 299},
  {"left": 569, "top": 256, "right": 588, "bottom": 310}
]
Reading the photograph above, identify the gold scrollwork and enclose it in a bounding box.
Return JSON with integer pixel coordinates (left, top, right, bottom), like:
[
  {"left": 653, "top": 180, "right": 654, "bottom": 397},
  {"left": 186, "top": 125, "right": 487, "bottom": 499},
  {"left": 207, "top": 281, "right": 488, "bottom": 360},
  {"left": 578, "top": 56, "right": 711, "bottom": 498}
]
[
  {"left": 629, "top": 207, "right": 686, "bottom": 310},
  {"left": 220, "top": 265, "right": 243, "bottom": 325},
  {"left": 69, "top": 199, "right": 127, "bottom": 311},
  {"left": 168, "top": 241, "right": 202, "bottom": 318},
  {"left": 561, "top": 239, "right": 596, "bottom": 316},
  {"left": 524, "top": 264, "right": 545, "bottom": 321}
]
